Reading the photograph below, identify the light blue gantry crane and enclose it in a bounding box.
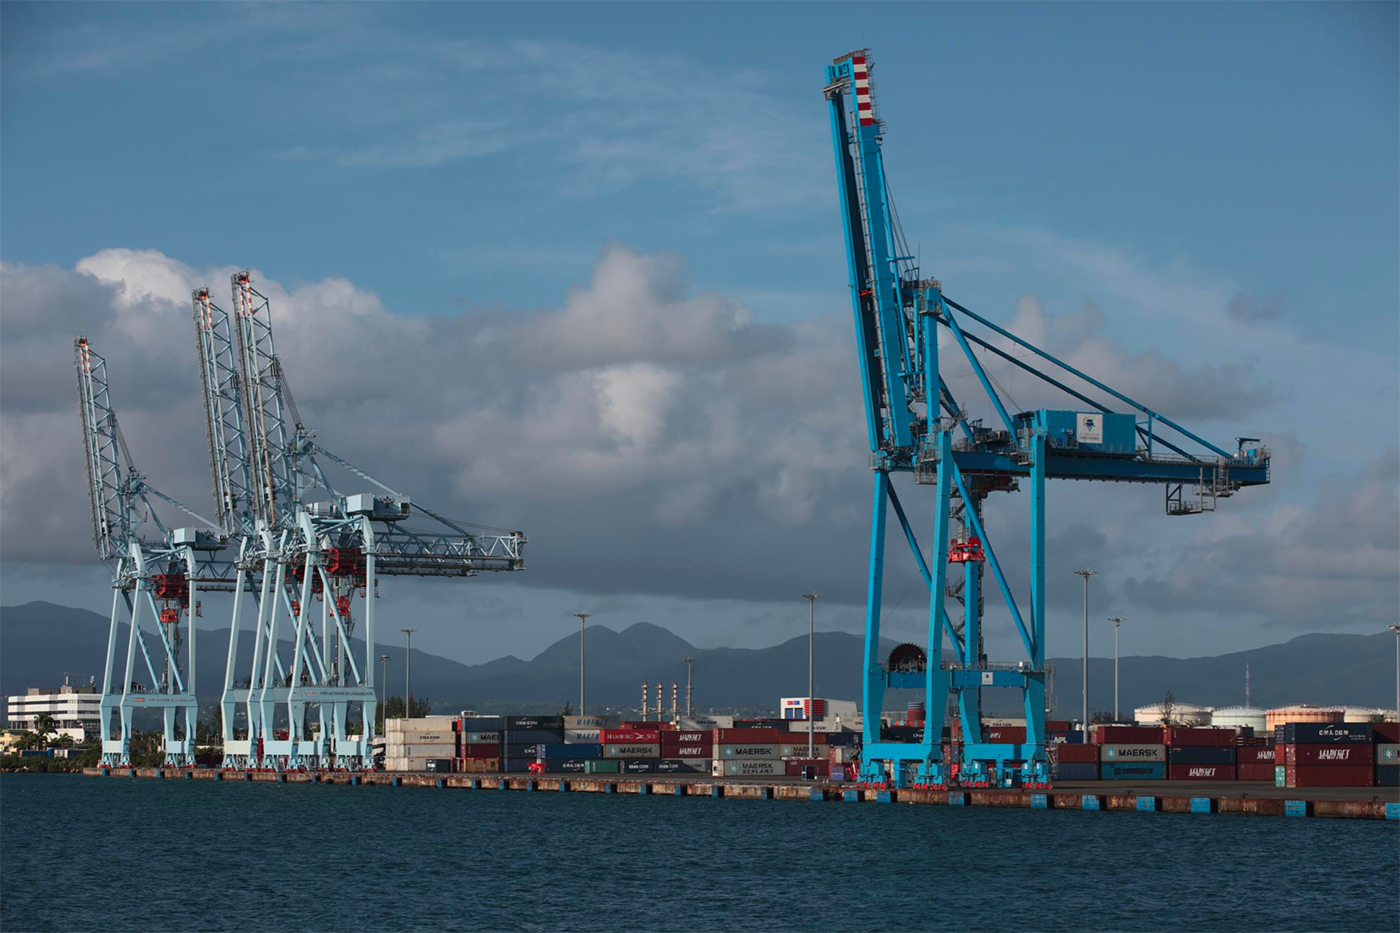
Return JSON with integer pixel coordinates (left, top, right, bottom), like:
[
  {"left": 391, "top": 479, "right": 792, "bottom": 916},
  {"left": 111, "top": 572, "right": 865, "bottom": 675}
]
[
  {"left": 823, "top": 51, "right": 1271, "bottom": 789},
  {"left": 75, "top": 338, "right": 232, "bottom": 766},
  {"left": 192, "top": 273, "right": 526, "bottom": 771}
]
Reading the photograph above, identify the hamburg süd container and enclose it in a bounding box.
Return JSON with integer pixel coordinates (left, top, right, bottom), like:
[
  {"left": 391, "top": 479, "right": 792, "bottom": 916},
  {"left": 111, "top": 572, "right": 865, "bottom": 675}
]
[
  {"left": 1167, "top": 746, "right": 1235, "bottom": 765},
  {"left": 1100, "top": 744, "right": 1166, "bottom": 762},
  {"left": 1168, "top": 764, "right": 1236, "bottom": 780},
  {"left": 600, "top": 728, "right": 662, "bottom": 744}
]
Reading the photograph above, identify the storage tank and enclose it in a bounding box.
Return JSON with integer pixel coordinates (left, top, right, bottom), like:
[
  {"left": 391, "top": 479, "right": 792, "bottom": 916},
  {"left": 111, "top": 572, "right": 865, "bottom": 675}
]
[
  {"left": 1343, "top": 706, "right": 1394, "bottom": 723},
  {"left": 1211, "top": 706, "right": 1267, "bottom": 734},
  {"left": 1134, "top": 703, "right": 1211, "bottom": 726},
  {"left": 1265, "top": 705, "right": 1343, "bottom": 731}
]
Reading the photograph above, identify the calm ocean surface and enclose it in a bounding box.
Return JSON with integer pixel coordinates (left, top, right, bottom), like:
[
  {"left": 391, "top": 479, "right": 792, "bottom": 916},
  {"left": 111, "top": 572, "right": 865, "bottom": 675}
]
[{"left": 2, "top": 774, "right": 1395, "bottom": 932}]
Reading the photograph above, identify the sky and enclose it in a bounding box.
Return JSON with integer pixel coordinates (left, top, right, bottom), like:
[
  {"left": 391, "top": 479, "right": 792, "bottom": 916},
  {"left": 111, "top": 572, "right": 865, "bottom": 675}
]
[{"left": 1, "top": 2, "right": 1396, "bottom": 673}]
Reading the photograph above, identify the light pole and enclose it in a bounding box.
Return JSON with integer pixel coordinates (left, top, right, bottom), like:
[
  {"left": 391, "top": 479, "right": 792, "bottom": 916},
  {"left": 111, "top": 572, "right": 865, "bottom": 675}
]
[
  {"left": 401, "top": 628, "right": 416, "bottom": 719},
  {"left": 1107, "top": 618, "right": 1124, "bottom": 722},
  {"left": 684, "top": 657, "right": 695, "bottom": 717},
  {"left": 378, "top": 654, "right": 390, "bottom": 731},
  {"left": 574, "top": 613, "right": 591, "bottom": 715},
  {"left": 1390, "top": 624, "right": 1400, "bottom": 725},
  {"left": 801, "top": 592, "right": 821, "bottom": 760},
  {"left": 1073, "top": 570, "right": 1096, "bottom": 742}
]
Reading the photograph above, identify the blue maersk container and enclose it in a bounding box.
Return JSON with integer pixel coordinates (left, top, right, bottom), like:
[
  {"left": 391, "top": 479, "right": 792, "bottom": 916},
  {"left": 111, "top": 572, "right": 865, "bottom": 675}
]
[
  {"left": 1100, "top": 761, "right": 1166, "bottom": 780},
  {"left": 1017, "top": 410, "right": 1136, "bottom": 455}
]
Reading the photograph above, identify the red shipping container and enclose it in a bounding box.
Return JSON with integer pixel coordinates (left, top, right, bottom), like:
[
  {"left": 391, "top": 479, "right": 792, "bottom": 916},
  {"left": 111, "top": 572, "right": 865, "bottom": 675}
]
[
  {"left": 459, "top": 742, "right": 502, "bottom": 757},
  {"left": 1371, "top": 721, "right": 1400, "bottom": 743},
  {"left": 1055, "top": 744, "right": 1100, "bottom": 763},
  {"left": 600, "top": 728, "right": 662, "bottom": 744},
  {"left": 1046, "top": 719, "right": 1073, "bottom": 732},
  {"left": 1237, "top": 763, "right": 1276, "bottom": 781},
  {"left": 666, "top": 731, "right": 711, "bottom": 745},
  {"left": 1285, "top": 764, "right": 1374, "bottom": 787},
  {"left": 1093, "top": 726, "right": 1162, "bottom": 744},
  {"left": 1161, "top": 728, "right": 1235, "bottom": 746},
  {"left": 714, "top": 728, "right": 783, "bottom": 744},
  {"left": 982, "top": 727, "right": 1027, "bottom": 743},
  {"left": 785, "top": 758, "right": 831, "bottom": 776},
  {"left": 1237, "top": 747, "right": 1276, "bottom": 764},
  {"left": 661, "top": 744, "right": 713, "bottom": 758},
  {"left": 1284, "top": 744, "right": 1374, "bottom": 766},
  {"left": 1168, "top": 764, "right": 1236, "bottom": 780}
]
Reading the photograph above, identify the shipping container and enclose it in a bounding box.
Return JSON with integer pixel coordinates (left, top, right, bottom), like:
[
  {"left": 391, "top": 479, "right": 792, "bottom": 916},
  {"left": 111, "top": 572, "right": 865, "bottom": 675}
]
[
  {"left": 1372, "top": 721, "right": 1400, "bottom": 743},
  {"left": 387, "top": 715, "right": 457, "bottom": 731},
  {"left": 682, "top": 715, "right": 735, "bottom": 729},
  {"left": 1055, "top": 744, "right": 1100, "bottom": 764},
  {"left": 501, "top": 743, "right": 543, "bottom": 759},
  {"left": 600, "top": 728, "right": 662, "bottom": 744},
  {"left": 545, "top": 758, "right": 589, "bottom": 774},
  {"left": 393, "top": 728, "right": 454, "bottom": 744},
  {"left": 980, "top": 727, "right": 1027, "bottom": 744},
  {"left": 506, "top": 716, "right": 564, "bottom": 731},
  {"left": 563, "top": 715, "right": 609, "bottom": 729},
  {"left": 1376, "top": 743, "right": 1400, "bottom": 765},
  {"left": 1276, "top": 722, "right": 1373, "bottom": 745},
  {"left": 826, "top": 732, "right": 861, "bottom": 747},
  {"left": 621, "top": 759, "right": 656, "bottom": 774},
  {"left": 718, "top": 744, "right": 781, "bottom": 760},
  {"left": 458, "top": 757, "right": 500, "bottom": 773},
  {"left": 504, "top": 728, "right": 564, "bottom": 745},
  {"left": 458, "top": 742, "right": 501, "bottom": 758},
  {"left": 463, "top": 717, "right": 505, "bottom": 731},
  {"left": 584, "top": 759, "right": 621, "bottom": 774},
  {"left": 1237, "top": 746, "right": 1276, "bottom": 764},
  {"left": 538, "top": 743, "right": 601, "bottom": 759},
  {"left": 1284, "top": 744, "right": 1374, "bottom": 766},
  {"left": 1284, "top": 764, "right": 1374, "bottom": 787},
  {"left": 714, "top": 728, "right": 783, "bottom": 744},
  {"left": 1100, "top": 761, "right": 1165, "bottom": 780},
  {"left": 1100, "top": 744, "right": 1166, "bottom": 762},
  {"left": 501, "top": 759, "right": 533, "bottom": 773},
  {"left": 661, "top": 744, "right": 712, "bottom": 758},
  {"left": 424, "top": 758, "right": 453, "bottom": 773},
  {"left": 662, "top": 731, "right": 710, "bottom": 745},
  {"left": 1160, "top": 727, "right": 1235, "bottom": 746},
  {"left": 385, "top": 743, "right": 457, "bottom": 758},
  {"left": 1168, "top": 764, "right": 1236, "bottom": 780},
  {"left": 601, "top": 743, "right": 661, "bottom": 759},
  {"left": 1167, "top": 746, "right": 1236, "bottom": 765},
  {"left": 720, "top": 759, "right": 786, "bottom": 777},
  {"left": 563, "top": 729, "right": 602, "bottom": 744},
  {"left": 785, "top": 759, "right": 832, "bottom": 777},
  {"left": 734, "top": 719, "right": 788, "bottom": 730},
  {"left": 779, "top": 744, "right": 830, "bottom": 758},
  {"left": 655, "top": 758, "right": 709, "bottom": 774},
  {"left": 1092, "top": 725, "right": 1162, "bottom": 744},
  {"left": 1055, "top": 762, "right": 1098, "bottom": 781},
  {"left": 464, "top": 732, "right": 501, "bottom": 744},
  {"left": 1375, "top": 765, "right": 1400, "bottom": 787},
  {"left": 1238, "top": 763, "right": 1275, "bottom": 781}
]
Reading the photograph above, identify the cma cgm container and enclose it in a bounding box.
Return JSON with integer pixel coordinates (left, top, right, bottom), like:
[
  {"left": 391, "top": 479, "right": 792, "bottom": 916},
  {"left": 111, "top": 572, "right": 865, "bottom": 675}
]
[
  {"left": 1285, "top": 744, "right": 1374, "bottom": 767},
  {"left": 1275, "top": 722, "right": 1372, "bottom": 744},
  {"left": 655, "top": 758, "right": 709, "bottom": 774},
  {"left": 1100, "top": 761, "right": 1166, "bottom": 780},
  {"left": 621, "top": 759, "right": 656, "bottom": 774},
  {"left": 1169, "top": 764, "right": 1236, "bottom": 781},
  {"left": 1168, "top": 746, "right": 1235, "bottom": 765}
]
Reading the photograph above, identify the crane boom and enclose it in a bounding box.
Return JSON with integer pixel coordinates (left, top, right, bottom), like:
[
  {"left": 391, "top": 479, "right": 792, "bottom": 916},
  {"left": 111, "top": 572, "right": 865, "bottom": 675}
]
[
  {"left": 193, "top": 287, "right": 256, "bottom": 536},
  {"left": 75, "top": 338, "right": 126, "bottom": 561}
]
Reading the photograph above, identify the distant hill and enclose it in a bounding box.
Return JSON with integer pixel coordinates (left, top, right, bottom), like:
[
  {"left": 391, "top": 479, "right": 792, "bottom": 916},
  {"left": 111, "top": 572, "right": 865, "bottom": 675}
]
[{"left": 1, "top": 601, "right": 1394, "bottom": 716}]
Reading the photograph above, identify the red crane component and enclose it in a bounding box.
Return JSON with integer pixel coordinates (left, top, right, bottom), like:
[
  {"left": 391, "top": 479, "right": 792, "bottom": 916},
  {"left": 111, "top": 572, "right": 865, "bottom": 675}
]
[
  {"left": 948, "top": 536, "right": 985, "bottom": 563},
  {"left": 326, "top": 547, "right": 367, "bottom": 588},
  {"left": 159, "top": 608, "right": 180, "bottom": 625},
  {"left": 334, "top": 595, "right": 352, "bottom": 618},
  {"left": 152, "top": 573, "right": 189, "bottom": 600}
]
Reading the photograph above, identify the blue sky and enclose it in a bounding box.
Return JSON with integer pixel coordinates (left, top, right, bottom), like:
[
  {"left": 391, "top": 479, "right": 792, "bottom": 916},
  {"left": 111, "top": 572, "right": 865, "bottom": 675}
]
[{"left": 2, "top": 2, "right": 1396, "bottom": 676}]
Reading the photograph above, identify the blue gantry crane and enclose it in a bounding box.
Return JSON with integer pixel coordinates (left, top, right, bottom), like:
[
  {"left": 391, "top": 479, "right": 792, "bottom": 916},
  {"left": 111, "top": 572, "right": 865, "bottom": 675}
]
[
  {"left": 823, "top": 50, "right": 1271, "bottom": 789},
  {"left": 75, "top": 338, "right": 234, "bottom": 766},
  {"left": 191, "top": 273, "right": 526, "bottom": 771}
]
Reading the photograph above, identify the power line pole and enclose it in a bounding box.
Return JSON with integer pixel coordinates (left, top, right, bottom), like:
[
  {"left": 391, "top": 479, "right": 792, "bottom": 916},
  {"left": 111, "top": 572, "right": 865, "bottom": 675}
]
[
  {"left": 1107, "top": 618, "right": 1124, "bottom": 721},
  {"left": 1073, "top": 570, "right": 1096, "bottom": 742},
  {"left": 378, "top": 654, "right": 390, "bottom": 730},
  {"left": 684, "top": 657, "right": 695, "bottom": 717},
  {"left": 574, "top": 613, "right": 591, "bottom": 715},
  {"left": 801, "top": 592, "right": 821, "bottom": 760},
  {"left": 401, "top": 628, "right": 416, "bottom": 719}
]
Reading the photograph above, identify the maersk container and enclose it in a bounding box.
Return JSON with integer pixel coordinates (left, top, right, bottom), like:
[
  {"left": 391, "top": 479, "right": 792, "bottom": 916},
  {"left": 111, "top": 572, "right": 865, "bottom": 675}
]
[
  {"left": 1377, "top": 744, "right": 1400, "bottom": 765},
  {"left": 719, "top": 744, "right": 780, "bottom": 760},
  {"left": 602, "top": 743, "right": 660, "bottom": 759},
  {"left": 1017, "top": 409, "right": 1136, "bottom": 454},
  {"left": 506, "top": 716, "right": 564, "bottom": 731},
  {"left": 780, "top": 744, "right": 828, "bottom": 758},
  {"left": 1277, "top": 722, "right": 1373, "bottom": 744},
  {"left": 1100, "top": 744, "right": 1166, "bottom": 762},
  {"left": 464, "top": 731, "right": 501, "bottom": 744},
  {"left": 722, "top": 760, "right": 785, "bottom": 777},
  {"left": 655, "top": 758, "right": 708, "bottom": 774},
  {"left": 564, "top": 729, "right": 601, "bottom": 744},
  {"left": 1375, "top": 765, "right": 1400, "bottom": 787},
  {"left": 1100, "top": 761, "right": 1165, "bottom": 780},
  {"left": 1167, "top": 746, "right": 1235, "bottom": 765},
  {"left": 584, "top": 759, "right": 621, "bottom": 774},
  {"left": 1055, "top": 762, "right": 1098, "bottom": 781},
  {"left": 539, "top": 743, "right": 600, "bottom": 759}
]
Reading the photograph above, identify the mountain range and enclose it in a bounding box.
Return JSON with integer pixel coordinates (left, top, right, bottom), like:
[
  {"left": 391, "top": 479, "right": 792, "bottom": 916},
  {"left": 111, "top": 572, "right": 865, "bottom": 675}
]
[{"left": 1, "top": 600, "right": 1394, "bottom": 716}]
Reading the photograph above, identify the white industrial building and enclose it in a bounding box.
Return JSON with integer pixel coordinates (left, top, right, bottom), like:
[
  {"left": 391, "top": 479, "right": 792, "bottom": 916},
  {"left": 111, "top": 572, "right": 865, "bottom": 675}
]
[{"left": 6, "top": 679, "right": 101, "bottom": 742}]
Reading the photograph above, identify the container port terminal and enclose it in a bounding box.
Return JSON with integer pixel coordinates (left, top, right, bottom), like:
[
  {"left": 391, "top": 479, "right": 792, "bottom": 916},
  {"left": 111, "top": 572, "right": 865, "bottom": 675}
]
[{"left": 60, "top": 49, "right": 1395, "bottom": 821}]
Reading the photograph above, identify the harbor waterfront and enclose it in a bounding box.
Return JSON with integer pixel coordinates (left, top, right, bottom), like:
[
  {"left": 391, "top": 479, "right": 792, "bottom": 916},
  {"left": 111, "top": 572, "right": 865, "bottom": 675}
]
[{"left": 3, "top": 773, "right": 1395, "bottom": 933}]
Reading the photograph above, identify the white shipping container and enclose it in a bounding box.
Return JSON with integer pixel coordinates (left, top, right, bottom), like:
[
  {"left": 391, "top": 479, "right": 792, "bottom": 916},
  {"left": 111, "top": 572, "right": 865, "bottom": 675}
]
[
  {"left": 386, "top": 716, "right": 457, "bottom": 733},
  {"left": 721, "top": 759, "right": 785, "bottom": 777},
  {"left": 385, "top": 743, "right": 456, "bottom": 758},
  {"left": 395, "top": 729, "right": 453, "bottom": 744},
  {"left": 563, "top": 716, "right": 610, "bottom": 729},
  {"left": 682, "top": 715, "right": 735, "bottom": 730},
  {"left": 780, "top": 744, "right": 827, "bottom": 758},
  {"left": 602, "top": 743, "right": 661, "bottom": 759},
  {"left": 786, "top": 720, "right": 843, "bottom": 733},
  {"left": 564, "top": 729, "right": 601, "bottom": 744},
  {"left": 719, "top": 744, "right": 780, "bottom": 760},
  {"left": 385, "top": 756, "right": 441, "bottom": 772},
  {"left": 828, "top": 747, "right": 857, "bottom": 763}
]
